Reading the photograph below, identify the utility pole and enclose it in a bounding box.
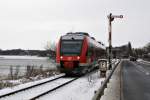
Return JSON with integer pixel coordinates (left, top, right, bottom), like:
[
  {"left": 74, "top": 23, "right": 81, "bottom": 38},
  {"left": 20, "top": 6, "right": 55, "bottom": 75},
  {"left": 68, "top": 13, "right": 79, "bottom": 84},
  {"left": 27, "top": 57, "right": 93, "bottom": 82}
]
[{"left": 107, "top": 13, "right": 123, "bottom": 69}]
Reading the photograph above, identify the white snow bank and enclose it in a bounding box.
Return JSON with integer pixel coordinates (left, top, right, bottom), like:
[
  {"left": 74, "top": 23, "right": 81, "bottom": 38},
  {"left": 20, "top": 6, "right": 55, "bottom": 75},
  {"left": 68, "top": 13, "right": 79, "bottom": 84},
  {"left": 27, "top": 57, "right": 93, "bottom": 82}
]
[{"left": 137, "top": 59, "right": 150, "bottom": 64}]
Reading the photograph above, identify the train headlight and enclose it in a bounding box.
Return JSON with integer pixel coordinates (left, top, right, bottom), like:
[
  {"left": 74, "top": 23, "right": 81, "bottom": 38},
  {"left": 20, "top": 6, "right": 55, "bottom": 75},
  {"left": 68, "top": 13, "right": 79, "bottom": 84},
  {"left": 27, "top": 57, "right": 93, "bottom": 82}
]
[
  {"left": 77, "top": 56, "right": 80, "bottom": 60},
  {"left": 60, "top": 56, "right": 63, "bottom": 59}
]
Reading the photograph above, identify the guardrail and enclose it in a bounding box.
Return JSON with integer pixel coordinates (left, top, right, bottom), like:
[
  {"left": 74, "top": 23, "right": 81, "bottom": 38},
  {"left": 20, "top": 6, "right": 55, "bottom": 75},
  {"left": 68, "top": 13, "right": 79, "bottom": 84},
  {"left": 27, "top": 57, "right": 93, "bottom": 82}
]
[{"left": 92, "top": 60, "right": 121, "bottom": 100}]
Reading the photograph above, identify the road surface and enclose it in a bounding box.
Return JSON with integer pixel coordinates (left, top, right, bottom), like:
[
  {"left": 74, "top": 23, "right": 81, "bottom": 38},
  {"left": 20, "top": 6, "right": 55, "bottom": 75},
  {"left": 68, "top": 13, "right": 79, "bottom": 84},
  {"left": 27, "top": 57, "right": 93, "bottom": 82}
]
[{"left": 122, "top": 60, "right": 150, "bottom": 100}]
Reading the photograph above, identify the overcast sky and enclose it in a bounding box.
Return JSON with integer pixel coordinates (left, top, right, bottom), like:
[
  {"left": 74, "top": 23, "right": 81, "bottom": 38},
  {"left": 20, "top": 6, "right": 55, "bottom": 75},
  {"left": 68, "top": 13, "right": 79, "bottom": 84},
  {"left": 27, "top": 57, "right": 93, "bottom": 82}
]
[{"left": 0, "top": 0, "right": 149, "bottom": 50}]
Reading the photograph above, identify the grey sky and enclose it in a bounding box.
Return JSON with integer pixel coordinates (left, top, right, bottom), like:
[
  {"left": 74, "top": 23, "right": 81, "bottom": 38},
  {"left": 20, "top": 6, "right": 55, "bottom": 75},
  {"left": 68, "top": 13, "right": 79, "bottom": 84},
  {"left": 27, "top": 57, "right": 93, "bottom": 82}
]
[{"left": 0, "top": 0, "right": 149, "bottom": 50}]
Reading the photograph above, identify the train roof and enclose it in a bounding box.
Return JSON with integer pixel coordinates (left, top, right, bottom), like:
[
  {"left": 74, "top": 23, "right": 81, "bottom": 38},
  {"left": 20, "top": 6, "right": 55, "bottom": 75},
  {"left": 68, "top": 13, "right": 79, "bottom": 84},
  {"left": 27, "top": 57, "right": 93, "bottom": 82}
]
[
  {"left": 66, "top": 32, "right": 89, "bottom": 36},
  {"left": 87, "top": 36, "right": 106, "bottom": 50},
  {"left": 62, "top": 32, "right": 88, "bottom": 40},
  {"left": 61, "top": 32, "right": 106, "bottom": 49}
]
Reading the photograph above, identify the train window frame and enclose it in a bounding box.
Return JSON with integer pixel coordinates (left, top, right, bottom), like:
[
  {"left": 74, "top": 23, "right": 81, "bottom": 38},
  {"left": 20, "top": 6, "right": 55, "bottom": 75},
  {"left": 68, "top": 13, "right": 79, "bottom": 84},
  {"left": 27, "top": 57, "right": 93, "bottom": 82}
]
[{"left": 60, "top": 39, "right": 83, "bottom": 56}]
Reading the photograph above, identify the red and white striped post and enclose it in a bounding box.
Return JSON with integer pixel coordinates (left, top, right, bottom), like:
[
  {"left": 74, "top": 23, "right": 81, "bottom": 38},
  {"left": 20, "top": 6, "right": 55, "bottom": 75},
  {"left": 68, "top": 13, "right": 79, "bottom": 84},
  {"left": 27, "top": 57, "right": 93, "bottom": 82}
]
[{"left": 107, "top": 13, "right": 123, "bottom": 69}]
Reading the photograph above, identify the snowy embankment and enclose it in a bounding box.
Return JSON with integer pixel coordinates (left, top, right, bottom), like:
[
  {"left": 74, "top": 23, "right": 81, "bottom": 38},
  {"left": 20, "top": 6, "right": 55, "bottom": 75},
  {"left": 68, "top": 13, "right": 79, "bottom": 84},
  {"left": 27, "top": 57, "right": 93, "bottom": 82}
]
[{"left": 137, "top": 59, "right": 150, "bottom": 64}]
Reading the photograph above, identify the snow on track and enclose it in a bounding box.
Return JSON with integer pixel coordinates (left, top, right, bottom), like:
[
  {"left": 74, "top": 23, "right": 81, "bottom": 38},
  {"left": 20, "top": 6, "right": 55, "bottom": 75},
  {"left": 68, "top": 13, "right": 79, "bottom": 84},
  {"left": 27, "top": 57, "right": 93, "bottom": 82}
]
[
  {"left": 0, "top": 74, "right": 65, "bottom": 97},
  {"left": 1, "top": 77, "right": 73, "bottom": 100},
  {"left": 38, "top": 60, "right": 119, "bottom": 100},
  {"left": 38, "top": 71, "right": 104, "bottom": 100}
]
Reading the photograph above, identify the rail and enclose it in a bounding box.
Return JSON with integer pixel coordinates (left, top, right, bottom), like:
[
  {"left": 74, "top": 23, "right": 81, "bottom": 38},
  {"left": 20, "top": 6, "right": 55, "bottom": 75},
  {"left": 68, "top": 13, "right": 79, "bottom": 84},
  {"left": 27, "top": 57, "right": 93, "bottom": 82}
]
[
  {"left": 0, "top": 74, "right": 65, "bottom": 98},
  {"left": 30, "top": 78, "right": 78, "bottom": 100},
  {"left": 30, "top": 68, "right": 99, "bottom": 100},
  {"left": 92, "top": 60, "right": 121, "bottom": 100}
]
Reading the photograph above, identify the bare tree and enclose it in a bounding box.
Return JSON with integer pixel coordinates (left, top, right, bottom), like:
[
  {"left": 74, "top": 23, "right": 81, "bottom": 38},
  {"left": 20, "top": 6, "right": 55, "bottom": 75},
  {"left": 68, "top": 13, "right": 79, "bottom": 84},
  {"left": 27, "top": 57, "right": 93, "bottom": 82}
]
[
  {"left": 44, "top": 41, "right": 56, "bottom": 52},
  {"left": 145, "top": 42, "right": 150, "bottom": 52}
]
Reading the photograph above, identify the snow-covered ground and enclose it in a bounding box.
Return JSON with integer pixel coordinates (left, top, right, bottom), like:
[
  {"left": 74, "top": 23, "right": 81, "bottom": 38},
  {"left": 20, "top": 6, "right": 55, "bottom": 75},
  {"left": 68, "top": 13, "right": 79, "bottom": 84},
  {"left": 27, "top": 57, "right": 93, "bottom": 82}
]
[
  {"left": 0, "top": 71, "right": 104, "bottom": 100},
  {"left": 0, "top": 74, "right": 64, "bottom": 97},
  {"left": 1, "top": 78, "right": 73, "bottom": 100},
  {"left": 137, "top": 59, "right": 150, "bottom": 64},
  {"left": 38, "top": 59, "right": 119, "bottom": 100},
  {"left": 0, "top": 58, "right": 119, "bottom": 100},
  {"left": 38, "top": 71, "right": 105, "bottom": 100},
  {"left": 101, "top": 60, "right": 121, "bottom": 100}
]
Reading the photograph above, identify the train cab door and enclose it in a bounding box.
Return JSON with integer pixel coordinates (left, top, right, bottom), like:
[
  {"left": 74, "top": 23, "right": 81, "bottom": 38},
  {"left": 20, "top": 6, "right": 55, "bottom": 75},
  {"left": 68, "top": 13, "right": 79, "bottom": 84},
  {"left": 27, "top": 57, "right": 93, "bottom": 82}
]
[{"left": 86, "top": 46, "right": 93, "bottom": 64}]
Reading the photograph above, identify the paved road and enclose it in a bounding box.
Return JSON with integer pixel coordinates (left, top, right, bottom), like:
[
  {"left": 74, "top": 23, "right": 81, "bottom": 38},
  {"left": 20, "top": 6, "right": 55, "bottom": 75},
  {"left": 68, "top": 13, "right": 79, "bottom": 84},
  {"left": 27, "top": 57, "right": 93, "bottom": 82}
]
[{"left": 122, "top": 60, "right": 150, "bottom": 100}]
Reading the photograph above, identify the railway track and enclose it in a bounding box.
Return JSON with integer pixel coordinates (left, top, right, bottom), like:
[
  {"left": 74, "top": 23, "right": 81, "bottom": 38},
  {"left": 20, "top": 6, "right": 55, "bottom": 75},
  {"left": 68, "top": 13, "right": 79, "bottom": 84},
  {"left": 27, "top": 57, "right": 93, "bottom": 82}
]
[
  {"left": 0, "top": 70, "right": 99, "bottom": 100},
  {"left": 0, "top": 74, "right": 70, "bottom": 100},
  {"left": 30, "top": 78, "right": 78, "bottom": 100},
  {"left": 32, "top": 69, "right": 100, "bottom": 100},
  {"left": 0, "top": 75, "right": 78, "bottom": 100}
]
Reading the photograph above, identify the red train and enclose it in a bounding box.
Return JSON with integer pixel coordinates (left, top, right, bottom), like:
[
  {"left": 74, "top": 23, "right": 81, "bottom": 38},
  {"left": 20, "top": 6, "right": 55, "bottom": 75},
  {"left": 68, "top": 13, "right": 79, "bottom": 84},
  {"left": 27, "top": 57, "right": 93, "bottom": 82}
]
[{"left": 56, "top": 32, "right": 106, "bottom": 75}]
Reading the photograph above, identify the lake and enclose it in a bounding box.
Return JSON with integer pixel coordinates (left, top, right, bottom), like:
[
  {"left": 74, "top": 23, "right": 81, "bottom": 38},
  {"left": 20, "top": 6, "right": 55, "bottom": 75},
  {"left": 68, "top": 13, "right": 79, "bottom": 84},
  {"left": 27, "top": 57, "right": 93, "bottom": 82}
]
[{"left": 0, "top": 55, "right": 56, "bottom": 77}]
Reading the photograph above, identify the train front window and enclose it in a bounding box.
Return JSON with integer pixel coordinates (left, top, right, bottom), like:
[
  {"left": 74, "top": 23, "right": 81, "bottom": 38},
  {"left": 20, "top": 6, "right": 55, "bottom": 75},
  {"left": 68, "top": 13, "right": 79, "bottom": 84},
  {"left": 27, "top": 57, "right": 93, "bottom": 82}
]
[{"left": 61, "top": 40, "right": 83, "bottom": 56}]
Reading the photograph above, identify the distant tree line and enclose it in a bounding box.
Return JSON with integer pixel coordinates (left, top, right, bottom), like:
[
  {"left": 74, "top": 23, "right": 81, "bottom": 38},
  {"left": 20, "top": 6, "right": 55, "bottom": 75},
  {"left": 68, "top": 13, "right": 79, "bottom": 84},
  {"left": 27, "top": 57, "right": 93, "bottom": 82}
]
[
  {"left": 0, "top": 49, "right": 55, "bottom": 59},
  {"left": 0, "top": 41, "right": 56, "bottom": 59},
  {"left": 112, "top": 42, "right": 150, "bottom": 61},
  {"left": 134, "top": 42, "right": 150, "bottom": 60},
  {"left": 112, "top": 42, "right": 133, "bottom": 58}
]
